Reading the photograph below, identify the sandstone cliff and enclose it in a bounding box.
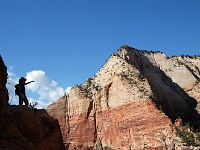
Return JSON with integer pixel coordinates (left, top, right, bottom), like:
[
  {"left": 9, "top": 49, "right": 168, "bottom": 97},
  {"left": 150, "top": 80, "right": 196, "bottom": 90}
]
[
  {"left": 0, "top": 56, "right": 65, "bottom": 150},
  {"left": 47, "top": 45, "right": 200, "bottom": 149}
]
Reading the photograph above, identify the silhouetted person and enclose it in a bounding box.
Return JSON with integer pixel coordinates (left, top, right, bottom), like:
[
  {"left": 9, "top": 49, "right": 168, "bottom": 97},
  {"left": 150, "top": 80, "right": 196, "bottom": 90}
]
[{"left": 16, "top": 77, "right": 34, "bottom": 106}]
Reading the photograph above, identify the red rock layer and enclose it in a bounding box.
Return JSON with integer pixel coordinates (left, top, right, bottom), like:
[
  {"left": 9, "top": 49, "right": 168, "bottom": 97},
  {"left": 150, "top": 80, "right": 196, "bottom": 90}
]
[{"left": 65, "top": 100, "right": 172, "bottom": 149}]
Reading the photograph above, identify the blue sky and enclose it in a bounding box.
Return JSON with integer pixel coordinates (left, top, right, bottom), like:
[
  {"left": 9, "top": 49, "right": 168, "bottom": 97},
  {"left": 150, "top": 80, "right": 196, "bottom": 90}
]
[{"left": 0, "top": 0, "right": 200, "bottom": 108}]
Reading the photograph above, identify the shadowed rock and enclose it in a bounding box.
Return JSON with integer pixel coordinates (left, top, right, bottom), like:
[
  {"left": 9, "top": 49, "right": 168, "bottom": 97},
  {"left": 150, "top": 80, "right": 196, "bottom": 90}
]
[
  {"left": 0, "top": 106, "right": 65, "bottom": 150},
  {"left": 0, "top": 55, "right": 9, "bottom": 109}
]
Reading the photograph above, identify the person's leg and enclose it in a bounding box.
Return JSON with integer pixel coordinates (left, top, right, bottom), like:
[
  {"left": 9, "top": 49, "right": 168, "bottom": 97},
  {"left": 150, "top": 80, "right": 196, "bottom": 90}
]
[
  {"left": 19, "top": 95, "right": 23, "bottom": 105},
  {"left": 23, "top": 95, "right": 29, "bottom": 107}
]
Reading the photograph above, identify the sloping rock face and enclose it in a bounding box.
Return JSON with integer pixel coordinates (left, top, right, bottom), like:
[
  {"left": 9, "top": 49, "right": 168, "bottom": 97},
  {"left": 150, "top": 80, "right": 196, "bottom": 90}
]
[
  {"left": 47, "top": 45, "right": 200, "bottom": 149},
  {"left": 0, "top": 55, "right": 9, "bottom": 109},
  {"left": 0, "top": 106, "right": 64, "bottom": 150},
  {"left": 47, "top": 96, "right": 67, "bottom": 142}
]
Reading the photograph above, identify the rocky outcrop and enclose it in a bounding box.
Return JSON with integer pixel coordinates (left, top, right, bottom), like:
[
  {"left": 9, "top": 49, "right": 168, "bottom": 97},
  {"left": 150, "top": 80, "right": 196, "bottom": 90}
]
[
  {"left": 0, "top": 106, "right": 64, "bottom": 150},
  {"left": 0, "top": 55, "right": 9, "bottom": 109},
  {"left": 0, "top": 56, "right": 65, "bottom": 150},
  {"left": 47, "top": 45, "right": 200, "bottom": 149}
]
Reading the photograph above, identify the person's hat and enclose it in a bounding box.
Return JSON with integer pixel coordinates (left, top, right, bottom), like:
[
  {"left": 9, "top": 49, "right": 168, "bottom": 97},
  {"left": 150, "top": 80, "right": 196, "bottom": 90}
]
[{"left": 20, "top": 77, "right": 27, "bottom": 81}]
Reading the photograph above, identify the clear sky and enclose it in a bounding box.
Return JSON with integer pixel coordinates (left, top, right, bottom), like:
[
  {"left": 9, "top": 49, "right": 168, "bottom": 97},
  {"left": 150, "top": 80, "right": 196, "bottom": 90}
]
[{"left": 0, "top": 0, "right": 200, "bottom": 108}]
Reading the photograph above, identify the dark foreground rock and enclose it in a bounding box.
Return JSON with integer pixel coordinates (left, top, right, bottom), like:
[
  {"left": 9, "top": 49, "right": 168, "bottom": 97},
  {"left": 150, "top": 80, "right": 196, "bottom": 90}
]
[
  {"left": 0, "top": 105, "right": 65, "bottom": 150},
  {"left": 0, "top": 55, "right": 9, "bottom": 109}
]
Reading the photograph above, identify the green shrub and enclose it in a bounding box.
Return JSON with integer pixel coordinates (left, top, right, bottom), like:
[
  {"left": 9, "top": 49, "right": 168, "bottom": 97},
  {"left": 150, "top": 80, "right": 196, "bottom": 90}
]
[{"left": 176, "top": 123, "right": 200, "bottom": 146}]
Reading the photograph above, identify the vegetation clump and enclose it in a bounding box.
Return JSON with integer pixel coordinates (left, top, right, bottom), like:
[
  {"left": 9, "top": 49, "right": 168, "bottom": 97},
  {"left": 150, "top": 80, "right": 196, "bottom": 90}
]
[
  {"left": 175, "top": 122, "right": 200, "bottom": 146},
  {"left": 29, "top": 102, "right": 38, "bottom": 110},
  {"left": 77, "top": 78, "right": 102, "bottom": 100}
]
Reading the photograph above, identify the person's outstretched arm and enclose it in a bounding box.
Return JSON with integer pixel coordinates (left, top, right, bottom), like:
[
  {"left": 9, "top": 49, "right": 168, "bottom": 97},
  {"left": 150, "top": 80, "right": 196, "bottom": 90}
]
[{"left": 25, "top": 81, "right": 34, "bottom": 85}]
